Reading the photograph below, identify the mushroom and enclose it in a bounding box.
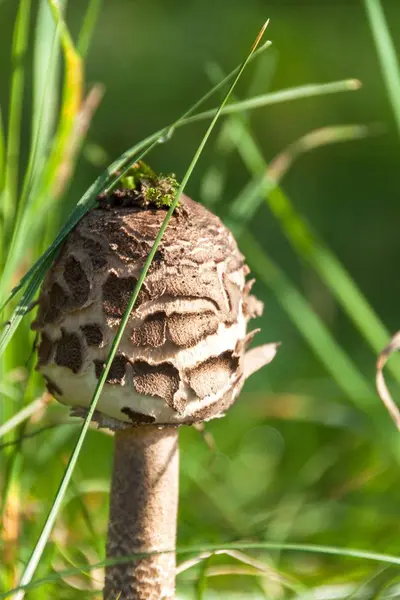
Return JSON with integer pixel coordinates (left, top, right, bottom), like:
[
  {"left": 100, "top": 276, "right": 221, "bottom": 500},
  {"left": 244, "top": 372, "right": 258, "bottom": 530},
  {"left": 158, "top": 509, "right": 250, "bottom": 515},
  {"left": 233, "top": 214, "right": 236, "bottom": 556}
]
[{"left": 32, "top": 163, "right": 278, "bottom": 599}]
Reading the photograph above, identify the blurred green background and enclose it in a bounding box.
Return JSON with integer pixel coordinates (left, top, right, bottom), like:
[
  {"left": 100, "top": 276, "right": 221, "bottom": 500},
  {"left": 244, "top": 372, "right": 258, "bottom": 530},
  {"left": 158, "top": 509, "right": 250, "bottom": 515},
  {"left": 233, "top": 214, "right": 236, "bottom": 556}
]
[{"left": 1, "top": 0, "right": 400, "bottom": 598}]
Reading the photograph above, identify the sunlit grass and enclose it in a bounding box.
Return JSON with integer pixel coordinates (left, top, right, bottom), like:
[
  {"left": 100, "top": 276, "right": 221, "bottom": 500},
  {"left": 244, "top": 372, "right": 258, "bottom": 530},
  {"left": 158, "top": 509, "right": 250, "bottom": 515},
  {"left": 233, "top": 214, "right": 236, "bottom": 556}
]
[{"left": 0, "top": 2, "right": 399, "bottom": 599}]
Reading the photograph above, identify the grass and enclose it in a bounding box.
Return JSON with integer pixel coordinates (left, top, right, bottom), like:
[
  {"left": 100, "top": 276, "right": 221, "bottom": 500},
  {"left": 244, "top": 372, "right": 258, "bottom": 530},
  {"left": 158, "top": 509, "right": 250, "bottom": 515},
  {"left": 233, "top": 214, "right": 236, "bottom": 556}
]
[
  {"left": 1, "top": 1, "right": 400, "bottom": 599},
  {"left": 13, "top": 21, "right": 270, "bottom": 596},
  {"left": 364, "top": 0, "right": 400, "bottom": 136}
]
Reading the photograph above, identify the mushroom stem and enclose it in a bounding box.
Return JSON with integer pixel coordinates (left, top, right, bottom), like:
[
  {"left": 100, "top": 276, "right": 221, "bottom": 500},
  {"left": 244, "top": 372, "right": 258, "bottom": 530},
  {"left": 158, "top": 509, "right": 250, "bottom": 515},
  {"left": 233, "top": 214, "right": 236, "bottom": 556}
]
[{"left": 104, "top": 425, "right": 179, "bottom": 600}]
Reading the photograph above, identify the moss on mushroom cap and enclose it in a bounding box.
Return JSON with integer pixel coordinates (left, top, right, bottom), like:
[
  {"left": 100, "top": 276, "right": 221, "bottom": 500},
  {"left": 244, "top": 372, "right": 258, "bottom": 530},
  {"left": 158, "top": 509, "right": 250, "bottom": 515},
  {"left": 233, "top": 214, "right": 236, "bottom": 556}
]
[
  {"left": 33, "top": 167, "right": 272, "bottom": 427},
  {"left": 104, "top": 161, "right": 180, "bottom": 210}
]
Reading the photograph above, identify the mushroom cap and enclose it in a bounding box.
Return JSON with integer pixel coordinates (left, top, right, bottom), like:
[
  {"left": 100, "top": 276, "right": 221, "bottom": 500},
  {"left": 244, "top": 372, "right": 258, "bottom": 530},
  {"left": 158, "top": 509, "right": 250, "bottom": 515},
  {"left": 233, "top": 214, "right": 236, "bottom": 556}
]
[{"left": 33, "top": 192, "right": 268, "bottom": 426}]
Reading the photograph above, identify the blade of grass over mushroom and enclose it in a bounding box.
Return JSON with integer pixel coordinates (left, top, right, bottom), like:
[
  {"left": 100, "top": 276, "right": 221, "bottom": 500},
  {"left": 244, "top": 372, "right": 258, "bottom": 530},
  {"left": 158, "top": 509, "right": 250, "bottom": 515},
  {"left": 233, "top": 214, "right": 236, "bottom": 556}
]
[
  {"left": 13, "top": 22, "right": 269, "bottom": 597},
  {"left": 364, "top": 0, "right": 400, "bottom": 136},
  {"left": 0, "top": 65, "right": 364, "bottom": 350},
  {"left": 4, "top": 541, "right": 400, "bottom": 598},
  {"left": 0, "top": 58, "right": 353, "bottom": 304},
  {"left": 0, "top": 78, "right": 361, "bottom": 308},
  {"left": 0, "top": 37, "right": 273, "bottom": 316}
]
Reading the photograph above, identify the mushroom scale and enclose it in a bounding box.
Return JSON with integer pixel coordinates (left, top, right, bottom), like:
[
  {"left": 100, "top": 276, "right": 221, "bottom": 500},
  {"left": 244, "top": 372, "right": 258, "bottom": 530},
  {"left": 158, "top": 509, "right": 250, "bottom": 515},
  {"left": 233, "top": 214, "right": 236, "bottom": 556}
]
[{"left": 32, "top": 193, "right": 265, "bottom": 426}]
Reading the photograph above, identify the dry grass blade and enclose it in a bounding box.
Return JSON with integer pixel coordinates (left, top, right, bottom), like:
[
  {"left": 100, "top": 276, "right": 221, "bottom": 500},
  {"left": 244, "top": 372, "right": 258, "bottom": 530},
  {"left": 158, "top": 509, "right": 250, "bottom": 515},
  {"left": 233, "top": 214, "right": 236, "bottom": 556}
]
[
  {"left": 376, "top": 332, "right": 400, "bottom": 431},
  {"left": 53, "top": 83, "right": 105, "bottom": 198},
  {"left": 177, "top": 552, "right": 214, "bottom": 575},
  {"left": 178, "top": 548, "right": 304, "bottom": 595}
]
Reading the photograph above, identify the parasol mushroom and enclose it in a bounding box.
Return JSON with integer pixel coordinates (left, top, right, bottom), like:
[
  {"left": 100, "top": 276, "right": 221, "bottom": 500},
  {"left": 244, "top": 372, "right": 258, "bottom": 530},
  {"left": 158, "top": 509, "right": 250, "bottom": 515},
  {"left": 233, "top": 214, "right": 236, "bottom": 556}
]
[{"left": 32, "top": 162, "right": 278, "bottom": 599}]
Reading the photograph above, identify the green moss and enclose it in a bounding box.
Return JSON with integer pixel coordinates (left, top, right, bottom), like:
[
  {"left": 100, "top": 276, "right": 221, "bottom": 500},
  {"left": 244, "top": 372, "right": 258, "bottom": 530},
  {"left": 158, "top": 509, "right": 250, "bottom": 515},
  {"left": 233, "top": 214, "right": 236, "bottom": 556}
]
[
  {"left": 143, "top": 175, "right": 179, "bottom": 208},
  {"left": 119, "top": 161, "right": 179, "bottom": 208}
]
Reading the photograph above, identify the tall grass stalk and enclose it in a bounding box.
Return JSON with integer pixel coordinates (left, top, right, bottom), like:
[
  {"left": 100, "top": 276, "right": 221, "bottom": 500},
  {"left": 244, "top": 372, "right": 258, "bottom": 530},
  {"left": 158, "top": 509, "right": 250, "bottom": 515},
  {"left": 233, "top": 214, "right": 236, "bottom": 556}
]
[{"left": 13, "top": 21, "right": 270, "bottom": 598}]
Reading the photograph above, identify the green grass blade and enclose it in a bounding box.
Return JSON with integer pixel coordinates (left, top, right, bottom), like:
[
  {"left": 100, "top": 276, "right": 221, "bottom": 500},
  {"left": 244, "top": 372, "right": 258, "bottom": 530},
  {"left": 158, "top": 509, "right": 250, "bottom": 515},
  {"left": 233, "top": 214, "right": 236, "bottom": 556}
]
[
  {"left": 41, "top": 0, "right": 83, "bottom": 194},
  {"left": 77, "top": 0, "right": 103, "bottom": 58},
  {"left": 266, "top": 124, "right": 373, "bottom": 183},
  {"left": 0, "top": 108, "right": 5, "bottom": 265},
  {"left": 0, "top": 107, "right": 5, "bottom": 191},
  {"left": 239, "top": 232, "right": 373, "bottom": 403},
  {"left": 13, "top": 22, "right": 269, "bottom": 598},
  {"left": 3, "top": 0, "right": 31, "bottom": 228},
  {"left": 0, "top": 137, "right": 153, "bottom": 316},
  {"left": 223, "top": 113, "right": 400, "bottom": 383},
  {"left": 0, "top": 254, "right": 54, "bottom": 357},
  {"left": 0, "top": 76, "right": 358, "bottom": 305},
  {"left": 0, "top": 1, "right": 61, "bottom": 299},
  {"left": 31, "top": 0, "right": 61, "bottom": 179},
  {"left": 229, "top": 123, "right": 373, "bottom": 223},
  {"left": 184, "top": 79, "right": 361, "bottom": 125},
  {"left": 202, "top": 67, "right": 375, "bottom": 406},
  {"left": 0, "top": 0, "right": 83, "bottom": 299},
  {"left": 2, "top": 0, "right": 83, "bottom": 289},
  {"left": 0, "top": 59, "right": 359, "bottom": 353},
  {"left": 364, "top": 0, "right": 400, "bottom": 136},
  {"left": 0, "top": 38, "right": 273, "bottom": 315},
  {"left": 3, "top": 541, "right": 400, "bottom": 598}
]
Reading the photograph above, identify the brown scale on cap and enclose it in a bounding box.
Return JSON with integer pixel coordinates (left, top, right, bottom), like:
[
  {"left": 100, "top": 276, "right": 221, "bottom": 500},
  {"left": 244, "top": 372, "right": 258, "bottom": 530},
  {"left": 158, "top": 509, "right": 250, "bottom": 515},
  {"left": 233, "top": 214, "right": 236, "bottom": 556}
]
[
  {"left": 63, "top": 256, "right": 90, "bottom": 308},
  {"left": 55, "top": 330, "right": 82, "bottom": 374},
  {"left": 186, "top": 351, "right": 240, "bottom": 400},
  {"left": 131, "top": 310, "right": 220, "bottom": 350},
  {"left": 37, "top": 332, "right": 53, "bottom": 366},
  {"left": 131, "top": 361, "right": 182, "bottom": 412},
  {"left": 81, "top": 324, "right": 104, "bottom": 347},
  {"left": 80, "top": 235, "right": 108, "bottom": 271},
  {"left": 94, "top": 355, "right": 128, "bottom": 384},
  {"left": 131, "top": 312, "right": 166, "bottom": 348},
  {"left": 103, "top": 272, "right": 148, "bottom": 319},
  {"left": 33, "top": 165, "right": 276, "bottom": 427},
  {"left": 121, "top": 407, "right": 156, "bottom": 424},
  {"left": 166, "top": 311, "right": 220, "bottom": 348},
  {"left": 32, "top": 281, "right": 67, "bottom": 327}
]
